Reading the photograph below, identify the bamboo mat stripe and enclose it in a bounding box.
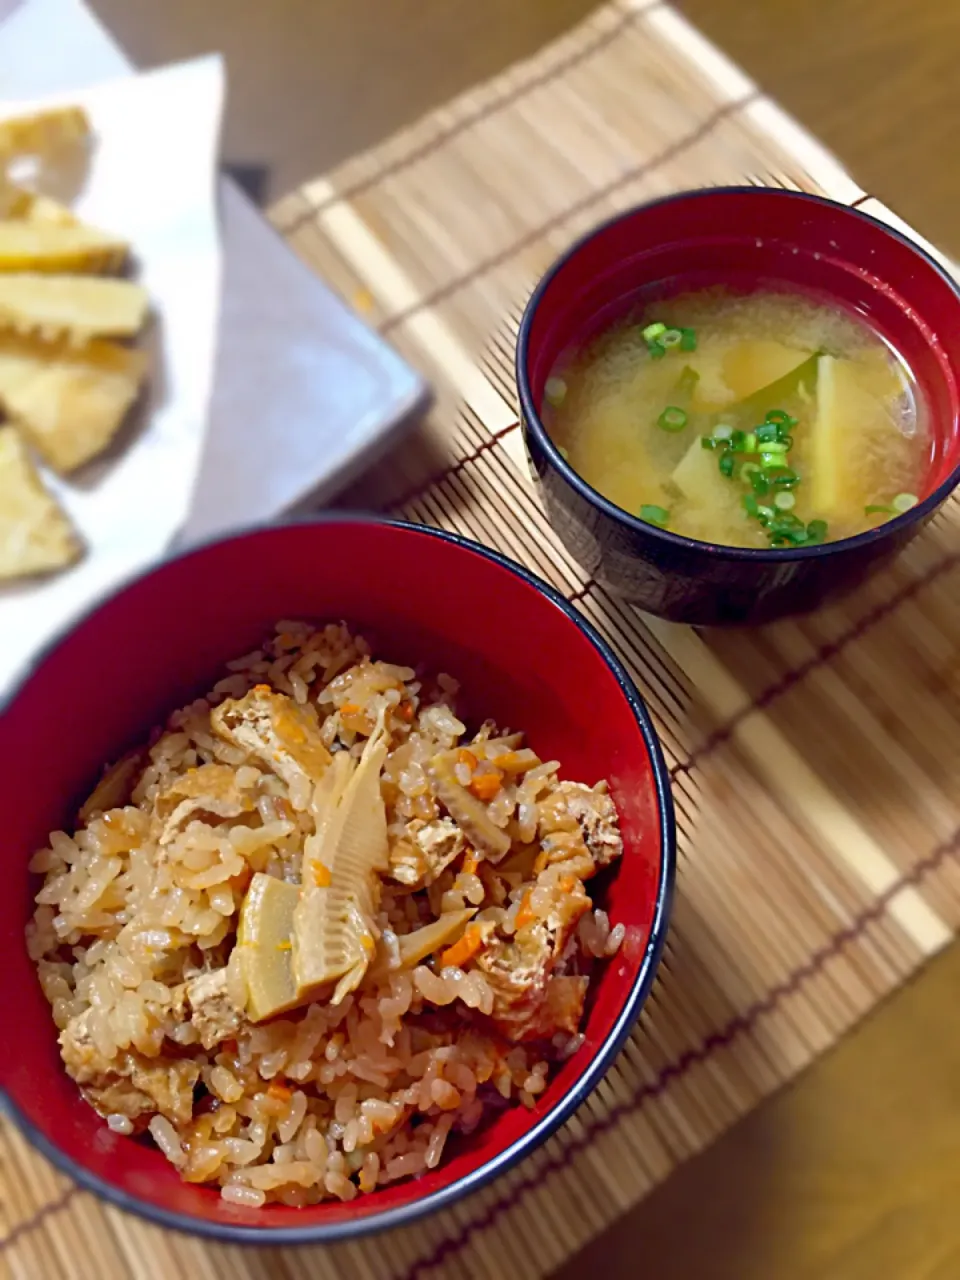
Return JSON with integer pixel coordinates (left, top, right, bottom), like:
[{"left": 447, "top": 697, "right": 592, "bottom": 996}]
[{"left": 6, "top": 2, "right": 960, "bottom": 1277}]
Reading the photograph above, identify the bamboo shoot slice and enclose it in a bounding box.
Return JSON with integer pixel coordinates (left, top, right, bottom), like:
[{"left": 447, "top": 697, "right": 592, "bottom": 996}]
[
  {"left": 0, "top": 332, "right": 147, "bottom": 473},
  {"left": 0, "top": 106, "right": 90, "bottom": 162},
  {"left": 0, "top": 220, "right": 128, "bottom": 274},
  {"left": 810, "top": 354, "right": 891, "bottom": 518},
  {"left": 293, "top": 715, "right": 391, "bottom": 1004},
  {"left": 237, "top": 872, "right": 301, "bottom": 1022},
  {"left": 722, "top": 341, "right": 810, "bottom": 402},
  {"left": 0, "top": 425, "right": 81, "bottom": 578},
  {"left": 0, "top": 274, "right": 149, "bottom": 341}
]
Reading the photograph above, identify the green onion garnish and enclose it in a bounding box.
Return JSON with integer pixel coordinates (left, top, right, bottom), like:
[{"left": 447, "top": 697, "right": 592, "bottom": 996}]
[
  {"left": 544, "top": 376, "right": 567, "bottom": 407},
  {"left": 761, "top": 440, "right": 788, "bottom": 455},
  {"left": 680, "top": 328, "right": 697, "bottom": 351},
  {"left": 640, "top": 503, "right": 670, "bottom": 527},
  {"left": 864, "top": 504, "right": 892, "bottom": 516},
  {"left": 743, "top": 432, "right": 758, "bottom": 453},
  {"left": 760, "top": 451, "right": 784, "bottom": 468},
  {"left": 806, "top": 519, "right": 828, "bottom": 542},
  {"left": 773, "top": 491, "right": 796, "bottom": 511},
  {"left": 701, "top": 436, "right": 719, "bottom": 450},
  {"left": 764, "top": 409, "right": 796, "bottom": 427},
  {"left": 660, "top": 328, "right": 684, "bottom": 349},
  {"left": 770, "top": 468, "right": 799, "bottom": 488},
  {"left": 740, "top": 462, "right": 760, "bottom": 482},
  {"left": 757, "top": 504, "right": 775, "bottom": 523},
  {"left": 712, "top": 424, "right": 734, "bottom": 442},
  {"left": 730, "top": 429, "right": 747, "bottom": 451},
  {"left": 677, "top": 365, "right": 700, "bottom": 395},
  {"left": 718, "top": 452, "right": 736, "bottom": 478},
  {"left": 642, "top": 322, "right": 667, "bottom": 343},
  {"left": 743, "top": 493, "right": 760, "bottom": 517},
  {"left": 892, "top": 492, "right": 918, "bottom": 513},
  {"left": 558, "top": 445, "right": 570, "bottom": 461},
  {"left": 648, "top": 341, "right": 666, "bottom": 360},
  {"left": 750, "top": 472, "right": 771, "bottom": 495},
  {"left": 755, "top": 423, "right": 780, "bottom": 444},
  {"left": 657, "top": 405, "right": 688, "bottom": 432}
]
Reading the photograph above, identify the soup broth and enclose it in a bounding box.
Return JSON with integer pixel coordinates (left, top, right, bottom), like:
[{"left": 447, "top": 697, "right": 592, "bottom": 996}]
[{"left": 544, "top": 287, "right": 929, "bottom": 549}]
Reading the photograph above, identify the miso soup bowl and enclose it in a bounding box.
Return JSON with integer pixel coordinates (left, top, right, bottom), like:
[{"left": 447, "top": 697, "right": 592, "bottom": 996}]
[
  {"left": 0, "top": 517, "right": 674, "bottom": 1244},
  {"left": 517, "top": 187, "right": 960, "bottom": 625}
]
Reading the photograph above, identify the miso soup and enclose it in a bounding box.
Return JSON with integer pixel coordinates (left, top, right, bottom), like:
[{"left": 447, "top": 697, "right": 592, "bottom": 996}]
[{"left": 543, "top": 287, "right": 929, "bottom": 548}]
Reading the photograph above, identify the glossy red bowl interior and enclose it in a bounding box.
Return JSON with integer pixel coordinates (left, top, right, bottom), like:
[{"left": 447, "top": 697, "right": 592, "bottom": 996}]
[
  {"left": 522, "top": 187, "right": 960, "bottom": 516},
  {"left": 0, "top": 518, "right": 674, "bottom": 1243}
]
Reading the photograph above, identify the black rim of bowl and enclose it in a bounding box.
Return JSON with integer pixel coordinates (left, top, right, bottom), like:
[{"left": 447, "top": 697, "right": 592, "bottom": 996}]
[
  {"left": 1, "top": 513, "right": 676, "bottom": 1246},
  {"left": 516, "top": 185, "right": 960, "bottom": 561}
]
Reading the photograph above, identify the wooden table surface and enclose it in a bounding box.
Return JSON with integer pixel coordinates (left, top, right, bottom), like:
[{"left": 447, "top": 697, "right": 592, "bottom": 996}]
[{"left": 89, "top": 1, "right": 960, "bottom": 1275}]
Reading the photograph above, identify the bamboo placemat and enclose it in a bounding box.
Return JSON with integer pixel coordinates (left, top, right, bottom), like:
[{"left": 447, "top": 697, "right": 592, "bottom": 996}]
[{"left": 5, "top": 1, "right": 960, "bottom": 1276}]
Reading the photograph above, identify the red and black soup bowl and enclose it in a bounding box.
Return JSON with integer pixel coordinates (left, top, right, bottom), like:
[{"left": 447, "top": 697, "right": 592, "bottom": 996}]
[
  {"left": 0, "top": 517, "right": 674, "bottom": 1244},
  {"left": 517, "top": 187, "right": 960, "bottom": 625}
]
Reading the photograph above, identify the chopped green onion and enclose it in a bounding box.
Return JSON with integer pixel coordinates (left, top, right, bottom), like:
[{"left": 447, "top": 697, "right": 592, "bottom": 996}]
[
  {"left": 755, "top": 422, "right": 780, "bottom": 444},
  {"left": 676, "top": 365, "right": 700, "bottom": 395},
  {"left": 712, "top": 424, "right": 734, "bottom": 442},
  {"left": 740, "top": 462, "right": 760, "bottom": 482},
  {"left": 642, "top": 322, "right": 667, "bottom": 343},
  {"left": 892, "top": 492, "right": 918, "bottom": 513},
  {"left": 648, "top": 341, "right": 666, "bottom": 360},
  {"left": 757, "top": 504, "right": 775, "bottom": 523},
  {"left": 760, "top": 440, "right": 788, "bottom": 455},
  {"left": 701, "top": 436, "right": 719, "bottom": 450},
  {"left": 770, "top": 512, "right": 804, "bottom": 533},
  {"left": 660, "top": 328, "right": 684, "bottom": 349},
  {"left": 657, "top": 405, "right": 688, "bottom": 432},
  {"left": 640, "top": 503, "right": 670, "bottom": 527},
  {"left": 558, "top": 445, "right": 570, "bottom": 461},
  {"left": 742, "top": 493, "right": 760, "bottom": 517},
  {"left": 544, "top": 376, "right": 567, "bottom": 407},
  {"left": 680, "top": 328, "right": 697, "bottom": 352},
  {"left": 718, "top": 452, "right": 736, "bottom": 478},
  {"left": 864, "top": 504, "right": 892, "bottom": 516},
  {"left": 770, "top": 468, "right": 799, "bottom": 488},
  {"left": 773, "top": 491, "right": 796, "bottom": 511},
  {"left": 764, "top": 409, "right": 796, "bottom": 427},
  {"left": 750, "top": 472, "right": 771, "bottom": 496},
  {"left": 760, "top": 451, "right": 784, "bottom": 468},
  {"left": 806, "top": 519, "right": 828, "bottom": 543},
  {"left": 778, "top": 434, "right": 794, "bottom": 449},
  {"left": 743, "top": 432, "right": 758, "bottom": 453},
  {"left": 730, "top": 429, "right": 747, "bottom": 452}
]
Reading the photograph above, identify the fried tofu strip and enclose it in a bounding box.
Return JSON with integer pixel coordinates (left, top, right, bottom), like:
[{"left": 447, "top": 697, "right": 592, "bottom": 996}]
[
  {"left": 0, "top": 332, "right": 147, "bottom": 473},
  {"left": 0, "top": 425, "right": 81, "bottom": 579},
  {"left": 0, "top": 220, "right": 127, "bottom": 274},
  {"left": 0, "top": 274, "right": 149, "bottom": 341}
]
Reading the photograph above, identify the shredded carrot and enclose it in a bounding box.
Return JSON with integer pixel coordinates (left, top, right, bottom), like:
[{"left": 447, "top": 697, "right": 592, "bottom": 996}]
[
  {"left": 312, "top": 861, "right": 332, "bottom": 888},
  {"left": 396, "top": 699, "right": 415, "bottom": 722},
  {"left": 515, "top": 891, "right": 536, "bottom": 930},
  {"left": 276, "top": 940, "right": 292, "bottom": 952},
  {"left": 469, "top": 769, "right": 503, "bottom": 802},
  {"left": 440, "top": 923, "right": 485, "bottom": 969},
  {"left": 462, "top": 850, "right": 479, "bottom": 877},
  {"left": 267, "top": 1081, "right": 292, "bottom": 1101},
  {"left": 458, "top": 748, "right": 478, "bottom": 770}
]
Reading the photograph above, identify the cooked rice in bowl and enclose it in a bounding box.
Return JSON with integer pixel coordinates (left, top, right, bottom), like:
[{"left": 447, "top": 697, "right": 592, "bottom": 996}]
[{"left": 26, "top": 621, "right": 625, "bottom": 1208}]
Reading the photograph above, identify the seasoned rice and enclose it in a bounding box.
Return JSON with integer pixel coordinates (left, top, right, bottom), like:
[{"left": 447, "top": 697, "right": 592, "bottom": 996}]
[{"left": 26, "top": 622, "right": 624, "bottom": 1204}]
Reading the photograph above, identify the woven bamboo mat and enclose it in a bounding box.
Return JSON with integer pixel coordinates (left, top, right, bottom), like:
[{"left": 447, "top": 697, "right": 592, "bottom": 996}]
[{"left": 6, "top": 1, "right": 960, "bottom": 1276}]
